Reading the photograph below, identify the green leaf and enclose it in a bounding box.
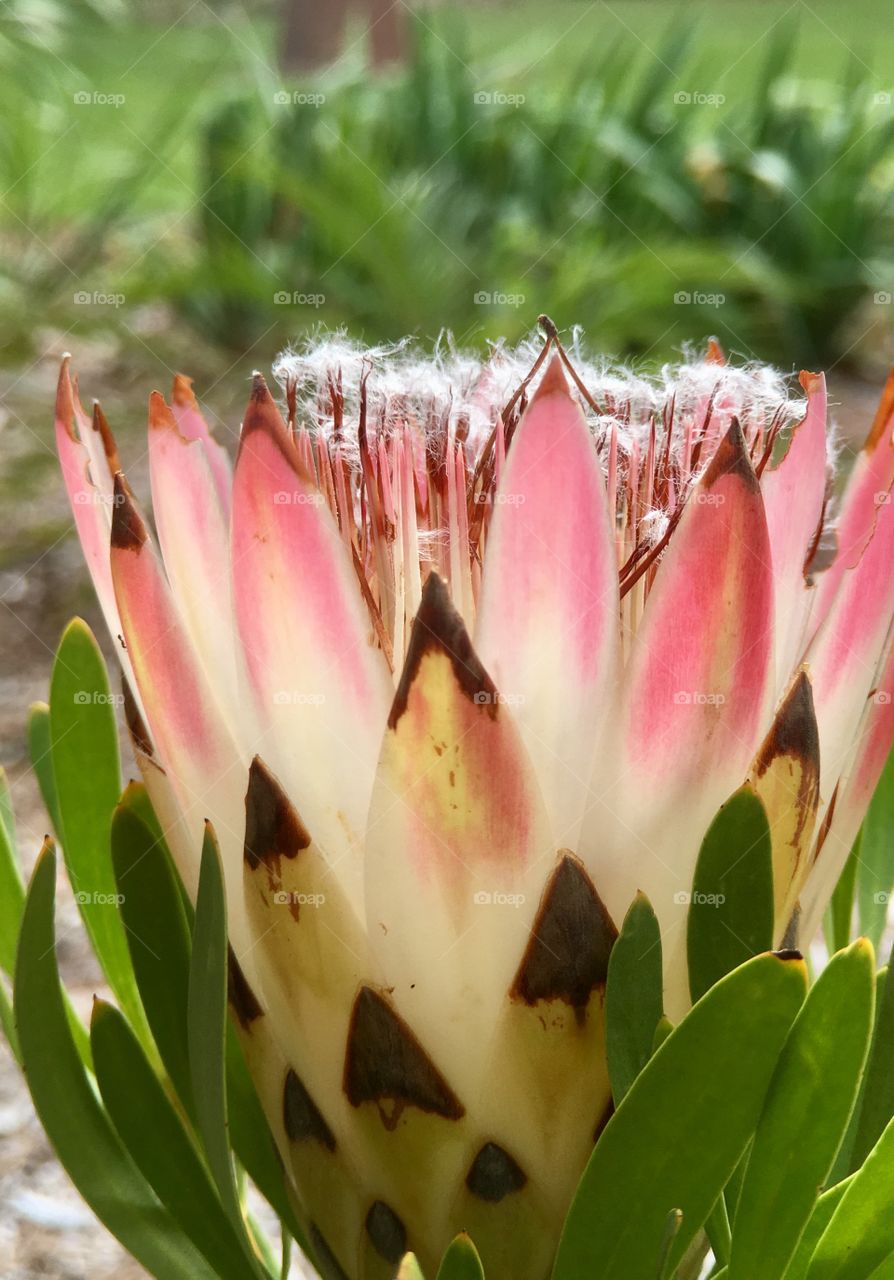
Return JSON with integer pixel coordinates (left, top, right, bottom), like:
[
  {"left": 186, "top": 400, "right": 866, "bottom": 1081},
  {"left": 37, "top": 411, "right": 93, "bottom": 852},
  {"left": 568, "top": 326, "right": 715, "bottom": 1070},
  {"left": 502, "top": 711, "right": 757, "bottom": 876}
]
[
  {"left": 807, "top": 1117, "right": 894, "bottom": 1280},
  {"left": 827, "top": 840, "right": 859, "bottom": 954},
  {"left": 651, "top": 1015, "right": 674, "bottom": 1055},
  {"left": 851, "top": 949, "right": 894, "bottom": 1170},
  {"left": 656, "top": 1209, "right": 683, "bottom": 1280},
  {"left": 436, "top": 1234, "right": 485, "bottom": 1280},
  {"left": 606, "top": 892, "right": 663, "bottom": 1104},
  {"left": 857, "top": 748, "right": 894, "bottom": 949},
  {"left": 687, "top": 787, "right": 775, "bottom": 1002},
  {"left": 112, "top": 797, "right": 195, "bottom": 1117},
  {"left": 729, "top": 940, "right": 875, "bottom": 1280},
  {"left": 780, "top": 1179, "right": 854, "bottom": 1280},
  {"left": 552, "top": 951, "right": 807, "bottom": 1280},
  {"left": 0, "top": 767, "right": 25, "bottom": 975},
  {"left": 189, "top": 824, "right": 266, "bottom": 1278},
  {"left": 49, "top": 619, "right": 145, "bottom": 1036},
  {"left": 0, "top": 765, "right": 15, "bottom": 849},
  {"left": 27, "top": 701, "right": 62, "bottom": 837},
  {"left": 0, "top": 974, "right": 19, "bottom": 1062},
  {"left": 14, "top": 843, "right": 221, "bottom": 1280},
  {"left": 91, "top": 998, "right": 253, "bottom": 1280}
]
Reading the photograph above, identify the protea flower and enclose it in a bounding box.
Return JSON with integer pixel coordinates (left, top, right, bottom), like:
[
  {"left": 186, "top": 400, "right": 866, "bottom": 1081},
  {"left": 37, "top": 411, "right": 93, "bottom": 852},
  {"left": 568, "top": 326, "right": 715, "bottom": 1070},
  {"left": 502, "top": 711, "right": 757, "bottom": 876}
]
[{"left": 54, "top": 327, "right": 894, "bottom": 1280}]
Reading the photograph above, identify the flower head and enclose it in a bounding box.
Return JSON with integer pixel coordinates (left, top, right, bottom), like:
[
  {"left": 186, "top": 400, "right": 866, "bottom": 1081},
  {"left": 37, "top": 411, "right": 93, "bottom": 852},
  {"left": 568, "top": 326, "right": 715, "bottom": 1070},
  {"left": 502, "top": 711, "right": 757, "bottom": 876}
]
[{"left": 55, "top": 329, "right": 894, "bottom": 1279}]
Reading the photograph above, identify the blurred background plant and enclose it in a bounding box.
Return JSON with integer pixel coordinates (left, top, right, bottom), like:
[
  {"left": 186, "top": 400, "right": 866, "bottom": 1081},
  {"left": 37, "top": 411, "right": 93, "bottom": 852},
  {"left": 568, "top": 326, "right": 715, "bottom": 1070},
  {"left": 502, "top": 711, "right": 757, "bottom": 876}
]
[{"left": 1, "top": 0, "right": 894, "bottom": 370}]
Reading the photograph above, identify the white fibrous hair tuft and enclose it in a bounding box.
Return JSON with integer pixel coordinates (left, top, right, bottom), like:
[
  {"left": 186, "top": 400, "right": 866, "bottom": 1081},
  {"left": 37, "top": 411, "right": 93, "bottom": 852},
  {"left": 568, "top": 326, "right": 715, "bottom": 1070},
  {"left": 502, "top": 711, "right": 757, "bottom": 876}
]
[{"left": 267, "top": 328, "right": 819, "bottom": 661}]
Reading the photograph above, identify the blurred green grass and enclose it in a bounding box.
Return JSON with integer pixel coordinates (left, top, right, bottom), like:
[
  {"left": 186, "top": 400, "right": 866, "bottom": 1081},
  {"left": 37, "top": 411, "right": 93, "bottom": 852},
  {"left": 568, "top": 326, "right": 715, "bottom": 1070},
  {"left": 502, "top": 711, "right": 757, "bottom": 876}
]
[{"left": 1, "top": 0, "right": 893, "bottom": 373}]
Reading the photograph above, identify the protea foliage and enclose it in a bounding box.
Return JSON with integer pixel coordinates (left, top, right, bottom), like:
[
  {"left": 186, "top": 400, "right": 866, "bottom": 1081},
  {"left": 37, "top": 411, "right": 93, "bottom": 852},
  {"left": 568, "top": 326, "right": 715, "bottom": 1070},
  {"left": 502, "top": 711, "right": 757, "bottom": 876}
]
[{"left": 7, "top": 326, "right": 894, "bottom": 1280}]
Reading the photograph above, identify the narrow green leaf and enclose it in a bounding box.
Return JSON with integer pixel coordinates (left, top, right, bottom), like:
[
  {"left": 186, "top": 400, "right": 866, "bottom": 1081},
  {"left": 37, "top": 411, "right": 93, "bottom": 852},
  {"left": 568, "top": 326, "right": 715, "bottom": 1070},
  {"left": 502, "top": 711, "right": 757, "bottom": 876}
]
[
  {"left": 606, "top": 892, "right": 663, "bottom": 1104},
  {"left": 437, "top": 1234, "right": 485, "bottom": 1280},
  {"left": 552, "top": 952, "right": 807, "bottom": 1280},
  {"left": 14, "top": 844, "right": 221, "bottom": 1280},
  {"left": 857, "top": 748, "right": 894, "bottom": 949},
  {"left": 0, "top": 768, "right": 25, "bottom": 975},
  {"left": 656, "top": 1209, "right": 683, "bottom": 1280},
  {"left": 91, "top": 999, "right": 253, "bottom": 1280},
  {"left": 27, "top": 701, "right": 62, "bottom": 837},
  {"left": 851, "top": 949, "right": 894, "bottom": 1170},
  {"left": 729, "top": 941, "right": 875, "bottom": 1280},
  {"left": 807, "top": 1117, "right": 894, "bottom": 1280},
  {"left": 49, "top": 619, "right": 145, "bottom": 1036},
  {"left": 0, "top": 764, "right": 16, "bottom": 847},
  {"left": 827, "top": 840, "right": 859, "bottom": 954},
  {"left": 651, "top": 1015, "right": 674, "bottom": 1055},
  {"left": 0, "top": 974, "right": 19, "bottom": 1062},
  {"left": 687, "top": 788, "right": 774, "bottom": 1002},
  {"left": 780, "top": 1179, "right": 854, "bottom": 1280},
  {"left": 112, "top": 798, "right": 195, "bottom": 1117},
  {"left": 189, "top": 824, "right": 266, "bottom": 1278}
]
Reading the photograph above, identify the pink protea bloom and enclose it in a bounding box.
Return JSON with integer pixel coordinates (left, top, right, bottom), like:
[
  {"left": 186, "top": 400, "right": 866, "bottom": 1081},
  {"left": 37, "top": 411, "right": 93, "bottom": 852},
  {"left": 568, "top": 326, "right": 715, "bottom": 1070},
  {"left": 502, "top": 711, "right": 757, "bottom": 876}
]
[{"left": 55, "top": 329, "right": 894, "bottom": 1280}]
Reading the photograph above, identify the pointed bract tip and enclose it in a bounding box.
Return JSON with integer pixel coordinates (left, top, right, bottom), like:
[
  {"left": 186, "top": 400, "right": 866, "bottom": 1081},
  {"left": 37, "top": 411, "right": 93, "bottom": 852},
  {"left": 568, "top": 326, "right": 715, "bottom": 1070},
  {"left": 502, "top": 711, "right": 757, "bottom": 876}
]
[
  {"left": 705, "top": 337, "right": 725, "bottom": 365},
  {"left": 799, "top": 369, "right": 825, "bottom": 396},
  {"left": 389, "top": 571, "right": 498, "bottom": 729},
  {"left": 148, "top": 390, "right": 178, "bottom": 433},
  {"left": 55, "top": 358, "right": 76, "bottom": 437},
  {"left": 701, "top": 418, "right": 759, "bottom": 494},
  {"left": 171, "top": 372, "right": 196, "bottom": 409},
  {"left": 754, "top": 667, "right": 819, "bottom": 778},
  {"left": 532, "top": 352, "right": 571, "bottom": 402},
  {"left": 244, "top": 755, "right": 311, "bottom": 870},
  {"left": 773, "top": 947, "right": 804, "bottom": 963},
  {"left": 92, "top": 401, "right": 121, "bottom": 471},
  {"left": 110, "top": 473, "right": 148, "bottom": 552}
]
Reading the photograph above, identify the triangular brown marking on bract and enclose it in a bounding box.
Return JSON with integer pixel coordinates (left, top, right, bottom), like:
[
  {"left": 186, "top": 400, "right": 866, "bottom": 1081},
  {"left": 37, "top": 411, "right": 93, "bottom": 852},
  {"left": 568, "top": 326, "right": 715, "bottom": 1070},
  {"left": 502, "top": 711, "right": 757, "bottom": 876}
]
[
  {"left": 283, "top": 1068, "right": 336, "bottom": 1151},
  {"left": 389, "top": 572, "right": 497, "bottom": 730},
  {"left": 343, "top": 985, "right": 465, "bottom": 1128},
  {"left": 227, "top": 945, "right": 263, "bottom": 1029},
  {"left": 243, "top": 756, "right": 311, "bottom": 873},
  {"left": 510, "top": 852, "right": 617, "bottom": 1021}
]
